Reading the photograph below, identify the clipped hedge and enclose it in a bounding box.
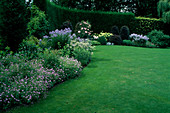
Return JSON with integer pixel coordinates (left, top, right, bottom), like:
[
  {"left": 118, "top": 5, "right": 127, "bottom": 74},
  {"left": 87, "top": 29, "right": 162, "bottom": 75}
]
[
  {"left": 46, "top": 0, "right": 135, "bottom": 33},
  {"left": 131, "top": 17, "right": 165, "bottom": 35}
]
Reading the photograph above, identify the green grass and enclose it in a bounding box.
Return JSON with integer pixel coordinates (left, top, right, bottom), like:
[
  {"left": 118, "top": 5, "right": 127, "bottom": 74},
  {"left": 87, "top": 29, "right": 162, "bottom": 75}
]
[{"left": 6, "top": 46, "right": 170, "bottom": 113}]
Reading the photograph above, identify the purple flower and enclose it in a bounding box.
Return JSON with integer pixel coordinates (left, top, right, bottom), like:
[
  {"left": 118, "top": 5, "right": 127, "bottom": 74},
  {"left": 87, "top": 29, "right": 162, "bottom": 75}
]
[{"left": 43, "top": 35, "right": 49, "bottom": 39}]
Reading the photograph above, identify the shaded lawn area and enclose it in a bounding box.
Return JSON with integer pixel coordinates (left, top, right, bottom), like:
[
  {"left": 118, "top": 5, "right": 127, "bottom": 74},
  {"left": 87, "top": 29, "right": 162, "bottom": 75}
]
[{"left": 6, "top": 46, "right": 170, "bottom": 113}]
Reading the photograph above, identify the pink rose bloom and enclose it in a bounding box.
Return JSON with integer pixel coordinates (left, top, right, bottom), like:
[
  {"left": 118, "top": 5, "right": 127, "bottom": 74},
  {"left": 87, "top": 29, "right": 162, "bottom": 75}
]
[
  {"left": 85, "top": 31, "right": 88, "bottom": 33},
  {"left": 78, "top": 31, "right": 81, "bottom": 33}
]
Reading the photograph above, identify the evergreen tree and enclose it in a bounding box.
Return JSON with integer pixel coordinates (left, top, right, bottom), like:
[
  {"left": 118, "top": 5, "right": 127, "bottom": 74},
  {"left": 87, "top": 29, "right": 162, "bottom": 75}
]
[{"left": 0, "top": 0, "right": 29, "bottom": 51}]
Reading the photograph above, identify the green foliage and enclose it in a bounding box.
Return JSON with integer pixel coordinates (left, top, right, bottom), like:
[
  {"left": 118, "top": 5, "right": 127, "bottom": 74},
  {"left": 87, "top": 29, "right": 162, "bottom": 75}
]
[
  {"left": 157, "top": 0, "right": 170, "bottom": 23},
  {"left": 163, "top": 11, "right": 170, "bottom": 23},
  {"left": 18, "top": 36, "right": 42, "bottom": 60},
  {"left": 111, "top": 25, "right": 119, "bottom": 35},
  {"left": 53, "top": 0, "right": 159, "bottom": 18},
  {"left": 91, "top": 40, "right": 101, "bottom": 46},
  {"left": 73, "top": 48, "right": 91, "bottom": 66},
  {"left": 131, "top": 17, "right": 165, "bottom": 35},
  {"left": 109, "top": 35, "right": 123, "bottom": 45},
  {"left": 38, "top": 49, "right": 60, "bottom": 69},
  {"left": 148, "top": 29, "right": 170, "bottom": 48},
  {"left": 0, "top": 46, "right": 13, "bottom": 58},
  {"left": 27, "top": 5, "right": 49, "bottom": 39},
  {"left": 123, "top": 40, "right": 134, "bottom": 46},
  {"left": 46, "top": 0, "right": 135, "bottom": 33},
  {"left": 0, "top": 0, "right": 29, "bottom": 51},
  {"left": 98, "top": 36, "right": 107, "bottom": 45},
  {"left": 120, "top": 26, "right": 130, "bottom": 40}
]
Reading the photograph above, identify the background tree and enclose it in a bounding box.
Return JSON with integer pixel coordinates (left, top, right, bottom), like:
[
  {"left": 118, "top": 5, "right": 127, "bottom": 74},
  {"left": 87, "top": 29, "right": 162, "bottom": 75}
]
[
  {"left": 0, "top": 0, "right": 29, "bottom": 51},
  {"left": 157, "top": 0, "right": 170, "bottom": 23}
]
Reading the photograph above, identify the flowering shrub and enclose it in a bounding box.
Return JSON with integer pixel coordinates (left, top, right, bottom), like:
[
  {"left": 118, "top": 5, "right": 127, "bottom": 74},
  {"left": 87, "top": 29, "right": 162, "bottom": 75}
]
[
  {"left": 40, "top": 28, "right": 76, "bottom": 50},
  {"left": 75, "top": 20, "right": 92, "bottom": 39},
  {"left": 0, "top": 52, "right": 82, "bottom": 110},
  {"left": 58, "top": 57, "right": 82, "bottom": 79},
  {"left": 130, "top": 33, "right": 149, "bottom": 46},
  {"left": 0, "top": 59, "right": 63, "bottom": 110}
]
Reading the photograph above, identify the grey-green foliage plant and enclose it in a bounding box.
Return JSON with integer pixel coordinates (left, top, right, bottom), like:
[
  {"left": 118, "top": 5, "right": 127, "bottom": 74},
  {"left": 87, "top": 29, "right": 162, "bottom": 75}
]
[
  {"left": 38, "top": 49, "right": 60, "bottom": 69},
  {"left": 148, "top": 29, "right": 170, "bottom": 48},
  {"left": 157, "top": 0, "right": 170, "bottom": 23},
  {"left": 27, "top": 5, "right": 49, "bottom": 39}
]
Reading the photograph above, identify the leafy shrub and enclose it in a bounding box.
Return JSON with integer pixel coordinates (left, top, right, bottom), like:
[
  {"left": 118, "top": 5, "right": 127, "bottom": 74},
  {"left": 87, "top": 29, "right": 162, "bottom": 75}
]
[
  {"left": 130, "top": 33, "right": 149, "bottom": 46},
  {"left": 18, "top": 36, "right": 42, "bottom": 60},
  {"left": 109, "top": 35, "right": 123, "bottom": 45},
  {"left": 0, "top": 46, "right": 13, "bottom": 59},
  {"left": 148, "top": 30, "right": 170, "bottom": 48},
  {"left": 59, "top": 56, "right": 82, "bottom": 79},
  {"left": 98, "top": 36, "right": 107, "bottom": 45},
  {"left": 120, "top": 26, "right": 130, "bottom": 40},
  {"left": 111, "top": 25, "right": 119, "bottom": 35},
  {"left": 60, "top": 20, "right": 73, "bottom": 31},
  {"left": 75, "top": 20, "right": 92, "bottom": 39},
  {"left": 27, "top": 5, "right": 49, "bottom": 39},
  {"left": 122, "top": 40, "right": 134, "bottom": 46}
]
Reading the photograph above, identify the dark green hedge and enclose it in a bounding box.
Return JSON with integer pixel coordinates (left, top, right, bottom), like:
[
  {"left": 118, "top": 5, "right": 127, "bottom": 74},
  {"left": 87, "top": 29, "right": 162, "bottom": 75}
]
[
  {"left": 35, "top": 0, "right": 169, "bottom": 35},
  {"left": 46, "top": 0, "right": 135, "bottom": 33}
]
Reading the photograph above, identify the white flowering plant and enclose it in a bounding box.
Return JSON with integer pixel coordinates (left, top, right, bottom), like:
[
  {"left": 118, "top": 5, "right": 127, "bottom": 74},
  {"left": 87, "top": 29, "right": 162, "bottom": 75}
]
[{"left": 130, "top": 33, "right": 149, "bottom": 46}]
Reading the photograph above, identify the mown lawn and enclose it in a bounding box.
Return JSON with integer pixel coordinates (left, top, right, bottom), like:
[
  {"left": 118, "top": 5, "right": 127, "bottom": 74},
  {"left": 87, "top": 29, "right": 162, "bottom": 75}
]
[{"left": 6, "top": 46, "right": 170, "bottom": 113}]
